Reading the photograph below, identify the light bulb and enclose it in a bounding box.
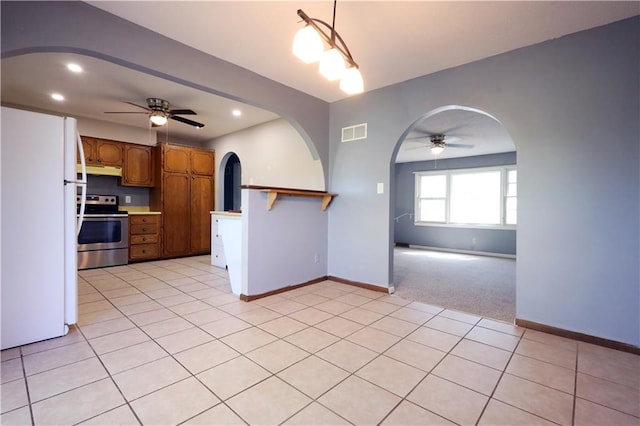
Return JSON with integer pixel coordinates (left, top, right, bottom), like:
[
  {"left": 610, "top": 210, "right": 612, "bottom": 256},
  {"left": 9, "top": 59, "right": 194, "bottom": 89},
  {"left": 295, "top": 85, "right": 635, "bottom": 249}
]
[
  {"left": 150, "top": 112, "right": 167, "bottom": 126},
  {"left": 340, "top": 67, "right": 364, "bottom": 94},
  {"left": 293, "top": 25, "right": 324, "bottom": 64},
  {"left": 431, "top": 145, "right": 445, "bottom": 155},
  {"left": 319, "top": 48, "right": 346, "bottom": 81}
]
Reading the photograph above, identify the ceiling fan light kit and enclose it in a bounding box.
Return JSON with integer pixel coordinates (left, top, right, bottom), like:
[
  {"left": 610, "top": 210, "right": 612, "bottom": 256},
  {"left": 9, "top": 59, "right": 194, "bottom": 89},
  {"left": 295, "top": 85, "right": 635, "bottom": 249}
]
[
  {"left": 105, "top": 97, "right": 205, "bottom": 129},
  {"left": 149, "top": 110, "right": 168, "bottom": 126},
  {"left": 293, "top": 0, "right": 364, "bottom": 95},
  {"left": 430, "top": 134, "right": 445, "bottom": 155},
  {"left": 430, "top": 144, "right": 445, "bottom": 155}
]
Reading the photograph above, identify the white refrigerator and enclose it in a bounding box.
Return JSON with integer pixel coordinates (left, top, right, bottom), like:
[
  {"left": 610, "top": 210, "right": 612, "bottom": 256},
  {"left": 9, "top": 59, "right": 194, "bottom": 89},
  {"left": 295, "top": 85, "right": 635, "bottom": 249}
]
[{"left": 1, "top": 106, "right": 87, "bottom": 350}]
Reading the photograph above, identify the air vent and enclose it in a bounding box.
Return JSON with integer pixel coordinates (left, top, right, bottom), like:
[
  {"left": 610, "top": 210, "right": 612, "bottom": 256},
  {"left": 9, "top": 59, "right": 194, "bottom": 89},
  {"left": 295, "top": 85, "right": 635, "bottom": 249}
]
[{"left": 341, "top": 123, "right": 367, "bottom": 142}]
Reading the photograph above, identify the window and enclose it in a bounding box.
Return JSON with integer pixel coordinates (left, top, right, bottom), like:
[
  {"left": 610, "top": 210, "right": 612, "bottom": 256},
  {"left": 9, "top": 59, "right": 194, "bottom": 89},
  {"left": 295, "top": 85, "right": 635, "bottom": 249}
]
[
  {"left": 415, "top": 166, "right": 517, "bottom": 227},
  {"left": 505, "top": 169, "right": 517, "bottom": 225},
  {"left": 417, "top": 175, "right": 446, "bottom": 222}
]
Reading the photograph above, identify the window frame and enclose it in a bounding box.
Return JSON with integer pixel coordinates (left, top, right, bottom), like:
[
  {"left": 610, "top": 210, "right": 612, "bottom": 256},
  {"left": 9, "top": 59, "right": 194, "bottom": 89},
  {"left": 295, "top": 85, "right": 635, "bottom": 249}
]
[{"left": 414, "top": 165, "right": 517, "bottom": 229}]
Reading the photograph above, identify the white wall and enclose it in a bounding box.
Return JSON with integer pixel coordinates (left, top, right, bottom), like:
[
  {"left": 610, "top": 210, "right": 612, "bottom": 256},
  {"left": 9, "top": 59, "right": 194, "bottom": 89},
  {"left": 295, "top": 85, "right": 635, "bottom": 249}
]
[
  {"left": 209, "top": 118, "right": 325, "bottom": 210},
  {"left": 77, "top": 117, "right": 157, "bottom": 146}
]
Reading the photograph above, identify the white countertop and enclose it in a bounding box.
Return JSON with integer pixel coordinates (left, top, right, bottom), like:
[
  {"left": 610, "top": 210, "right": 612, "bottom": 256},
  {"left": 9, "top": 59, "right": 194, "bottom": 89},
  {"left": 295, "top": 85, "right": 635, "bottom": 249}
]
[{"left": 210, "top": 211, "right": 241, "bottom": 218}]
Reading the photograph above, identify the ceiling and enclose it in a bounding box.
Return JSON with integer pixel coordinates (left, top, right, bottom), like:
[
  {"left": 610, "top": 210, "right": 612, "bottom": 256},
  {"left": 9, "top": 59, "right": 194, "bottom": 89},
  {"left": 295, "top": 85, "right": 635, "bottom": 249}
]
[{"left": 2, "top": 1, "right": 637, "bottom": 161}]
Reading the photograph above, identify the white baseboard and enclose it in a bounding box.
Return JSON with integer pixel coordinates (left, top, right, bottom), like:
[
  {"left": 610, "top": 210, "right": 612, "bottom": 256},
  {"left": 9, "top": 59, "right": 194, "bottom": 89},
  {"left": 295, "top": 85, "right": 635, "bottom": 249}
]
[{"left": 404, "top": 244, "right": 516, "bottom": 259}]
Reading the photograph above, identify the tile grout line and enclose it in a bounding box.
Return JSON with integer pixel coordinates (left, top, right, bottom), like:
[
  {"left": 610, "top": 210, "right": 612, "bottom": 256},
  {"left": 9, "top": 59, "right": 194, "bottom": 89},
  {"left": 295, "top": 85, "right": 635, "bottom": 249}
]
[
  {"left": 376, "top": 309, "right": 481, "bottom": 425},
  {"left": 20, "top": 347, "right": 36, "bottom": 426},
  {"left": 73, "top": 325, "right": 145, "bottom": 426},
  {"left": 473, "top": 328, "right": 526, "bottom": 425},
  {"left": 572, "top": 342, "right": 580, "bottom": 425}
]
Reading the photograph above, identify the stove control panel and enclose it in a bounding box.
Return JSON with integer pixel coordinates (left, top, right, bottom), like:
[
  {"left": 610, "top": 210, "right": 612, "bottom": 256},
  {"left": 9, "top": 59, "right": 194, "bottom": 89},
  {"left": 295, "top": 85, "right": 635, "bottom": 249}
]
[{"left": 77, "top": 195, "right": 119, "bottom": 206}]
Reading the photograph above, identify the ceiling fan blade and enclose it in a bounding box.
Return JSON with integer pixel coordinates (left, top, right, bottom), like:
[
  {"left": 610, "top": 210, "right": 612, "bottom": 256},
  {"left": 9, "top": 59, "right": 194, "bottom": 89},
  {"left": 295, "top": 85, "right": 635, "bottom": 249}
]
[
  {"left": 446, "top": 143, "right": 474, "bottom": 149},
  {"left": 169, "top": 109, "right": 197, "bottom": 115},
  {"left": 403, "top": 145, "right": 429, "bottom": 151},
  {"left": 124, "top": 101, "right": 151, "bottom": 111},
  {"left": 170, "top": 115, "right": 205, "bottom": 128},
  {"left": 104, "top": 111, "right": 149, "bottom": 114}
]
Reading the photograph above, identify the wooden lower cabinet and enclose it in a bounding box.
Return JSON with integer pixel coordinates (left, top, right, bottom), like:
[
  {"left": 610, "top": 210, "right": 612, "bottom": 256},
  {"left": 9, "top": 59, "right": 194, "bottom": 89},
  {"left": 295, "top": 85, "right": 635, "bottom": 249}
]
[{"left": 129, "top": 214, "right": 161, "bottom": 262}]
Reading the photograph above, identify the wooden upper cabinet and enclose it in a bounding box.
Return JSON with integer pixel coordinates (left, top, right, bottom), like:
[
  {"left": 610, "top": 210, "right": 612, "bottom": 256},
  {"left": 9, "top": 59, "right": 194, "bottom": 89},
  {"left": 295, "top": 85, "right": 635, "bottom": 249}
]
[
  {"left": 96, "top": 140, "right": 124, "bottom": 166},
  {"left": 162, "top": 144, "right": 191, "bottom": 174},
  {"left": 122, "top": 144, "right": 154, "bottom": 187},
  {"left": 78, "top": 137, "right": 97, "bottom": 164},
  {"left": 191, "top": 149, "right": 215, "bottom": 176},
  {"left": 79, "top": 136, "right": 124, "bottom": 166}
]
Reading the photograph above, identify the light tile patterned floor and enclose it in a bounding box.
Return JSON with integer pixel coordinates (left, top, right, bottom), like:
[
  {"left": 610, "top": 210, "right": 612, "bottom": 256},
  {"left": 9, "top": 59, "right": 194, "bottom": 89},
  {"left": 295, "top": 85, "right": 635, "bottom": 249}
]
[{"left": 2, "top": 256, "right": 639, "bottom": 425}]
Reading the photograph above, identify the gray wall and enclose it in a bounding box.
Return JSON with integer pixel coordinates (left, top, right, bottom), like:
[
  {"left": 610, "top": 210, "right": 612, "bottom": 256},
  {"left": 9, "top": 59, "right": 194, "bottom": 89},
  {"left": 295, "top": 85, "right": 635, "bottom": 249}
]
[
  {"left": 3, "top": 3, "right": 638, "bottom": 346},
  {"left": 242, "top": 189, "right": 327, "bottom": 296},
  {"left": 328, "top": 17, "right": 639, "bottom": 346},
  {"left": 395, "top": 153, "right": 517, "bottom": 255},
  {"left": 85, "top": 175, "right": 150, "bottom": 209}
]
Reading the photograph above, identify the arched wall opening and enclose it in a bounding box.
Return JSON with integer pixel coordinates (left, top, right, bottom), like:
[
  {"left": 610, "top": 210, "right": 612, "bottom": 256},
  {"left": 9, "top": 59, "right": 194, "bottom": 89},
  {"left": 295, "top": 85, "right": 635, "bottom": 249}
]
[
  {"left": 389, "top": 105, "right": 517, "bottom": 322},
  {"left": 219, "top": 152, "right": 242, "bottom": 212}
]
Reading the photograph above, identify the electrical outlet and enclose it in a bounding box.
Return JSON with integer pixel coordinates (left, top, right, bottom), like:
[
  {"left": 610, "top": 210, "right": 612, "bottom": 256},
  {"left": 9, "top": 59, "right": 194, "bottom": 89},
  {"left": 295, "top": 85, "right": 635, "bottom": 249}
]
[
  {"left": 125, "top": 195, "right": 131, "bottom": 204},
  {"left": 314, "top": 254, "right": 319, "bottom": 264}
]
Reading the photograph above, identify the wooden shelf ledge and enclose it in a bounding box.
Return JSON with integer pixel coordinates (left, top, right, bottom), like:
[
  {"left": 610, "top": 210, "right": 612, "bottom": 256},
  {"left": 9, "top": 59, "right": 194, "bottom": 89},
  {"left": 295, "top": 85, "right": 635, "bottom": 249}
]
[{"left": 258, "top": 188, "right": 337, "bottom": 211}]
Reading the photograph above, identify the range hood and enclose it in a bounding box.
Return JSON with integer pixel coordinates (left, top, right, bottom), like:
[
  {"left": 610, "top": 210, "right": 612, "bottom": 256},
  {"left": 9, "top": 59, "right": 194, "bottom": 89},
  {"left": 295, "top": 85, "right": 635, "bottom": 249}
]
[{"left": 77, "top": 164, "right": 122, "bottom": 177}]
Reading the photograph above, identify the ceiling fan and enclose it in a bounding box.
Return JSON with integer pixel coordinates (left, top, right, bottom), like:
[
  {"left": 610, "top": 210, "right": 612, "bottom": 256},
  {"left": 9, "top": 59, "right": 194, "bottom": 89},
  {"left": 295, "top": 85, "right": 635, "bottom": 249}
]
[
  {"left": 405, "top": 133, "right": 474, "bottom": 155},
  {"left": 105, "top": 98, "right": 205, "bottom": 129}
]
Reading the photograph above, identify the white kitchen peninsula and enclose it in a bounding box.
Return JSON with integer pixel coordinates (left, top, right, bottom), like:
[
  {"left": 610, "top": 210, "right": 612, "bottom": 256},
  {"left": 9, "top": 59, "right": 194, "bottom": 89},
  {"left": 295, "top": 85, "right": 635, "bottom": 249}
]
[{"left": 210, "top": 211, "right": 242, "bottom": 296}]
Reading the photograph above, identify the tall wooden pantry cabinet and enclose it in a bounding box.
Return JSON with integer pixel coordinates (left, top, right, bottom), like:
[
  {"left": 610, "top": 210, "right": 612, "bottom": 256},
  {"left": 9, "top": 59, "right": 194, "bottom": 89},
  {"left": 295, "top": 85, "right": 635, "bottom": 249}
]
[{"left": 150, "top": 144, "right": 215, "bottom": 258}]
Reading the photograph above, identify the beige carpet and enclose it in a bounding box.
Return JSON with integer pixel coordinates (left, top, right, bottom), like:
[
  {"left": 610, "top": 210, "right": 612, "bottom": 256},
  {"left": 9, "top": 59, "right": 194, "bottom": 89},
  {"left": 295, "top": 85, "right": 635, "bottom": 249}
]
[{"left": 393, "top": 247, "right": 516, "bottom": 323}]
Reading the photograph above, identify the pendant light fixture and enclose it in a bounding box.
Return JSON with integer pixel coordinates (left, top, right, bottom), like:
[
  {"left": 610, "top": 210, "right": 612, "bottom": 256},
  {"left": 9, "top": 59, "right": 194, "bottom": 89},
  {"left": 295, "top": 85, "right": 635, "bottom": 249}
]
[{"left": 293, "top": 0, "right": 363, "bottom": 95}]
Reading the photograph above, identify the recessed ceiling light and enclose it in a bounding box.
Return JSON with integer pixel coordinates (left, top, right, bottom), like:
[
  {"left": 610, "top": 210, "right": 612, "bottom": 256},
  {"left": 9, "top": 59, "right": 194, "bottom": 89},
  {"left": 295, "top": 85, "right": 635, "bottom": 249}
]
[
  {"left": 232, "top": 109, "right": 242, "bottom": 117},
  {"left": 51, "top": 93, "right": 65, "bottom": 101},
  {"left": 66, "top": 63, "right": 83, "bottom": 73}
]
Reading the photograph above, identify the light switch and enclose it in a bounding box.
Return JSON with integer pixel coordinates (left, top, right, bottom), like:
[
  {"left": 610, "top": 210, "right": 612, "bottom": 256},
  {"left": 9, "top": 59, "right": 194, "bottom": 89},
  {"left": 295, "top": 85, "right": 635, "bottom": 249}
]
[
  {"left": 125, "top": 195, "right": 131, "bottom": 204},
  {"left": 377, "top": 182, "right": 384, "bottom": 194}
]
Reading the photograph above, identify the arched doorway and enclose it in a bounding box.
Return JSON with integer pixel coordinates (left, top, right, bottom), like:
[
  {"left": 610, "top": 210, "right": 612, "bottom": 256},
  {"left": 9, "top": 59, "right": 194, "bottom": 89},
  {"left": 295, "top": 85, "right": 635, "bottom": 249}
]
[
  {"left": 391, "top": 105, "right": 517, "bottom": 322},
  {"left": 222, "top": 152, "right": 242, "bottom": 211}
]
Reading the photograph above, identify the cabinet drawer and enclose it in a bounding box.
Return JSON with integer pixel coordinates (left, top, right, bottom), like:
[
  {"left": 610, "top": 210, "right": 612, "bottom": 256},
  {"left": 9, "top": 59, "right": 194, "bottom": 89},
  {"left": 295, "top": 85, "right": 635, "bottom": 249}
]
[
  {"left": 130, "top": 224, "right": 159, "bottom": 235},
  {"left": 130, "top": 244, "right": 159, "bottom": 259},
  {"left": 130, "top": 215, "right": 160, "bottom": 225},
  {"left": 130, "top": 234, "right": 159, "bottom": 244}
]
